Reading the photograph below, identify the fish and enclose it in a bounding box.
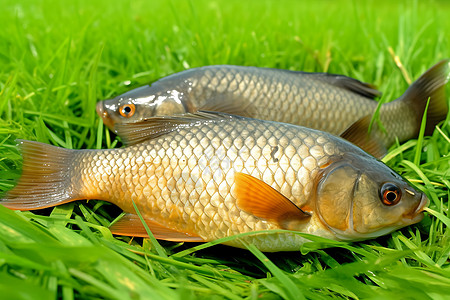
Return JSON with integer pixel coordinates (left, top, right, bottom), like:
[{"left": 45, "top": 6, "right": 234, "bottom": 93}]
[
  {"left": 1, "top": 112, "right": 428, "bottom": 252},
  {"left": 96, "top": 60, "right": 450, "bottom": 158}
]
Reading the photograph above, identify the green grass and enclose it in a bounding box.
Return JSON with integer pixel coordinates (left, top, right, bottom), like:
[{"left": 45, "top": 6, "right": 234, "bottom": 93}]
[{"left": 0, "top": 0, "right": 449, "bottom": 299}]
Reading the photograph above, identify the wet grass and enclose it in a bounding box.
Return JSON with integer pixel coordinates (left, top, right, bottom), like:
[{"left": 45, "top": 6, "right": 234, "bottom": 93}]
[{"left": 0, "top": 0, "right": 449, "bottom": 298}]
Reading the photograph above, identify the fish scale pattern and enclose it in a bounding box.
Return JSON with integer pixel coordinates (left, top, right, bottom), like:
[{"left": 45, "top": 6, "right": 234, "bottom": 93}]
[
  {"left": 74, "top": 116, "right": 350, "bottom": 247},
  {"left": 185, "top": 65, "right": 377, "bottom": 135},
  {"left": 378, "top": 98, "right": 419, "bottom": 147},
  {"left": 102, "top": 62, "right": 449, "bottom": 161}
]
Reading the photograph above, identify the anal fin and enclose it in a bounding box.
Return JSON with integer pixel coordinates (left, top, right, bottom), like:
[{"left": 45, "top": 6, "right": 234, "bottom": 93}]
[{"left": 109, "top": 213, "right": 204, "bottom": 242}]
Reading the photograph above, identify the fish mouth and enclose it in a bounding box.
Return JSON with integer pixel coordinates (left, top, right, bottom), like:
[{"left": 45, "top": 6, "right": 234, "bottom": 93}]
[
  {"left": 403, "top": 193, "right": 429, "bottom": 223},
  {"left": 96, "top": 101, "right": 115, "bottom": 130},
  {"left": 414, "top": 193, "right": 429, "bottom": 215}
]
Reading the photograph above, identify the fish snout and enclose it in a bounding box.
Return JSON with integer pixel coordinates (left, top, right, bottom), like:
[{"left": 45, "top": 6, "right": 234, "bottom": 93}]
[
  {"left": 413, "top": 193, "right": 429, "bottom": 216},
  {"left": 404, "top": 193, "right": 429, "bottom": 222},
  {"left": 96, "top": 101, "right": 115, "bottom": 130}
]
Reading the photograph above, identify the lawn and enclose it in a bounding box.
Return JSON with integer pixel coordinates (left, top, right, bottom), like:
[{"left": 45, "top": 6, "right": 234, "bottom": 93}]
[{"left": 0, "top": 0, "right": 449, "bottom": 299}]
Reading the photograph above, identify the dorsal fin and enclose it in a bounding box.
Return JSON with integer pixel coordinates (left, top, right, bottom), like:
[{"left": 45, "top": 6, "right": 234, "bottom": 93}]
[
  {"left": 316, "top": 73, "right": 382, "bottom": 99},
  {"left": 114, "top": 111, "right": 236, "bottom": 146},
  {"left": 279, "top": 69, "right": 381, "bottom": 99},
  {"left": 340, "top": 115, "right": 387, "bottom": 158}
]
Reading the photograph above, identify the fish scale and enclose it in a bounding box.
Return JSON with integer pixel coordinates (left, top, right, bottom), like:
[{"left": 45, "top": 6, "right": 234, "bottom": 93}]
[
  {"left": 73, "top": 117, "right": 342, "bottom": 247},
  {"left": 98, "top": 61, "right": 449, "bottom": 158},
  {"left": 190, "top": 66, "right": 372, "bottom": 134},
  {"left": 1, "top": 112, "right": 428, "bottom": 252}
]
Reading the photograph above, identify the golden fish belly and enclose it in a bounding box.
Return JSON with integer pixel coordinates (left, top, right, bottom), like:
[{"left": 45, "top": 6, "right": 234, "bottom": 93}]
[{"left": 74, "top": 119, "right": 346, "bottom": 250}]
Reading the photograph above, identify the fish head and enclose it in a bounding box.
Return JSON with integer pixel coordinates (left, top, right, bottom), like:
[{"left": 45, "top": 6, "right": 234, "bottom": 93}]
[
  {"left": 315, "top": 153, "right": 428, "bottom": 240},
  {"left": 96, "top": 84, "right": 188, "bottom": 132}
]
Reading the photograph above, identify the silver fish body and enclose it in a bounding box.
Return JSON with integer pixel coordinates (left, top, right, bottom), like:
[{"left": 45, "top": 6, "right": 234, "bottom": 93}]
[
  {"left": 98, "top": 65, "right": 379, "bottom": 135},
  {"left": 97, "top": 61, "right": 449, "bottom": 157}
]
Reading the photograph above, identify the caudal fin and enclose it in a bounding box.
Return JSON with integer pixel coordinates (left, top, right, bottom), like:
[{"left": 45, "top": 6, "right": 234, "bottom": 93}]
[
  {"left": 400, "top": 59, "right": 450, "bottom": 135},
  {"left": 1, "top": 140, "right": 78, "bottom": 210}
]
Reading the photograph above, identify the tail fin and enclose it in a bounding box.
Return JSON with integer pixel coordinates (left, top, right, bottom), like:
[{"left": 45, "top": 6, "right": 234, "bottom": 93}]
[
  {"left": 1, "top": 140, "right": 77, "bottom": 210},
  {"left": 399, "top": 59, "right": 449, "bottom": 135}
]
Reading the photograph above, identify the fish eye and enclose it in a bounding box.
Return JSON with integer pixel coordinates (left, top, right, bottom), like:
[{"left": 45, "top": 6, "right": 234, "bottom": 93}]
[
  {"left": 380, "top": 183, "right": 402, "bottom": 206},
  {"left": 119, "top": 104, "right": 136, "bottom": 118}
]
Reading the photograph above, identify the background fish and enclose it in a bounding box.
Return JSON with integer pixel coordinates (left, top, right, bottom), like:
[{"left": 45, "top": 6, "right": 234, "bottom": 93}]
[
  {"left": 97, "top": 60, "right": 450, "bottom": 157},
  {"left": 1, "top": 113, "right": 427, "bottom": 252}
]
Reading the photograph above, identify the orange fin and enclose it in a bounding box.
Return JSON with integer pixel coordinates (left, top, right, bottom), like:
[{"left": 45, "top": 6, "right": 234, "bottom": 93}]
[
  {"left": 234, "top": 172, "right": 310, "bottom": 227},
  {"left": 109, "top": 213, "right": 204, "bottom": 242},
  {"left": 1, "top": 140, "right": 80, "bottom": 210},
  {"left": 340, "top": 115, "right": 387, "bottom": 159}
]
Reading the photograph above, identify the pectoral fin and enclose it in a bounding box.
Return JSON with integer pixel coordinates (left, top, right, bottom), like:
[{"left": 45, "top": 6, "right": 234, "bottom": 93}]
[
  {"left": 199, "top": 95, "right": 257, "bottom": 117},
  {"left": 109, "top": 213, "right": 204, "bottom": 242},
  {"left": 234, "top": 172, "right": 310, "bottom": 227},
  {"left": 340, "top": 115, "right": 387, "bottom": 159},
  {"left": 115, "top": 111, "right": 239, "bottom": 146}
]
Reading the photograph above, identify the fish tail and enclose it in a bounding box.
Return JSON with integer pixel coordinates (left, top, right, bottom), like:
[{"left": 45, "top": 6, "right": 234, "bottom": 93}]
[
  {"left": 1, "top": 140, "right": 79, "bottom": 210},
  {"left": 398, "top": 59, "right": 449, "bottom": 135}
]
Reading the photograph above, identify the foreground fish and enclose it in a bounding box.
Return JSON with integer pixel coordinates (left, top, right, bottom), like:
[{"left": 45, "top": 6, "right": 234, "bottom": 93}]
[
  {"left": 1, "top": 113, "right": 427, "bottom": 252},
  {"left": 97, "top": 60, "right": 450, "bottom": 157}
]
